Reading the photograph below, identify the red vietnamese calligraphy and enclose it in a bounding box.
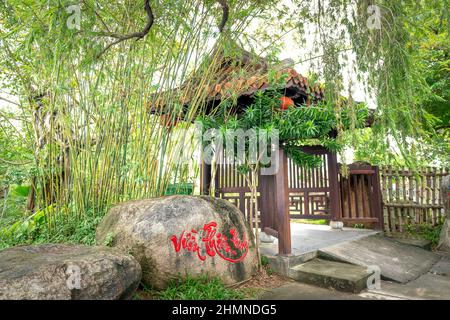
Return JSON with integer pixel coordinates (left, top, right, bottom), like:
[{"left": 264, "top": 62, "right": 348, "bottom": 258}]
[{"left": 169, "top": 221, "right": 249, "bottom": 263}]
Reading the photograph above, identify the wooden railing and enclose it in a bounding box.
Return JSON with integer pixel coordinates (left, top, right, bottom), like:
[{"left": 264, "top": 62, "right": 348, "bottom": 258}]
[{"left": 380, "top": 166, "right": 448, "bottom": 233}]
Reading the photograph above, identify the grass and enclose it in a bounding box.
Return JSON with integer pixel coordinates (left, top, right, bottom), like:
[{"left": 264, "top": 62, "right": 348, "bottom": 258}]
[
  {"left": 405, "top": 223, "right": 443, "bottom": 248},
  {"left": 291, "top": 219, "right": 328, "bottom": 225},
  {"left": 135, "top": 275, "right": 247, "bottom": 300}
]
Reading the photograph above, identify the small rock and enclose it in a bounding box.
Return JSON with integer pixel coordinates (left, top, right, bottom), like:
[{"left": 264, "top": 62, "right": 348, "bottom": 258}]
[
  {"left": 260, "top": 231, "right": 276, "bottom": 243},
  {"left": 0, "top": 244, "right": 141, "bottom": 300},
  {"left": 330, "top": 221, "right": 344, "bottom": 230}
]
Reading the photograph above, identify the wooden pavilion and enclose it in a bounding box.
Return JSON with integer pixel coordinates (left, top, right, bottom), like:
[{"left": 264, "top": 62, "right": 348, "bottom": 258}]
[{"left": 150, "top": 45, "right": 383, "bottom": 256}]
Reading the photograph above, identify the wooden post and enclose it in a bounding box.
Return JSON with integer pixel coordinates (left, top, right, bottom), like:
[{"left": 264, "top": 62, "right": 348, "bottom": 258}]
[
  {"left": 372, "top": 166, "right": 384, "bottom": 230},
  {"left": 328, "top": 151, "right": 341, "bottom": 221},
  {"left": 259, "top": 173, "right": 276, "bottom": 230},
  {"left": 274, "top": 148, "right": 291, "bottom": 255},
  {"left": 200, "top": 162, "right": 212, "bottom": 195}
]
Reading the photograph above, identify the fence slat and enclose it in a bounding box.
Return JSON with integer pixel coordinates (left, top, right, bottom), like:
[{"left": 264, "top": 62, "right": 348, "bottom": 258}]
[{"left": 380, "top": 165, "right": 448, "bottom": 234}]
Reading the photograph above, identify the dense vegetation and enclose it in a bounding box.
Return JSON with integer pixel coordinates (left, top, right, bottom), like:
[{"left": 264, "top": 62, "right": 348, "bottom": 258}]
[{"left": 0, "top": 0, "right": 448, "bottom": 248}]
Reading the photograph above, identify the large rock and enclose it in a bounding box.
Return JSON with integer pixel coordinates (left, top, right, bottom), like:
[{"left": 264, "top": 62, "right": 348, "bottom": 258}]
[
  {"left": 0, "top": 244, "right": 141, "bottom": 300},
  {"left": 96, "top": 195, "right": 258, "bottom": 289},
  {"left": 438, "top": 175, "right": 450, "bottom": 252}
]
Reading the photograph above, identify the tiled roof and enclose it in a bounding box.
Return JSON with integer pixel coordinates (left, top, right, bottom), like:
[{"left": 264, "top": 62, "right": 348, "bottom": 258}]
[{"left": 149, "top": 45, "right": 324, "bottom": 115}]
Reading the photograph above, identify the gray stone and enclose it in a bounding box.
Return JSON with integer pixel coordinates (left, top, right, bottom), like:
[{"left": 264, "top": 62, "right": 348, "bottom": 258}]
[
  {"left": 374, "top": 273, "right": 450, "bottom": 300},
  {"left": 260, "top": 232, "right": 275, "bottom": 243},
  {"left": 329, "top": 221, "right": 344, "bottom": 230},
  {"left": 318, "top": 234, "right": 441, "bottom": 283},
  {"left": 289, "top": 258, "right": 373, "bottom": 293},
  {"left": 96, "top": 195, "right": 257, "bottom": 289},
  {"left": 430, "top": 254, "right": 450, "bottom": 276},
  {"left": 259, "top": 282, "right": 370, "bottom": 300},
  {"left": 392, "top": 237, "right": 432, "bottom": 251},
  {"left": 0, "top": 244, "right": 141, "bottom": 300},
  {"left": 438, "top": 175, "right": 450, "bottom": 252},
  {"left": 264, "top": 251, "right": 318, "bottom": 277}
]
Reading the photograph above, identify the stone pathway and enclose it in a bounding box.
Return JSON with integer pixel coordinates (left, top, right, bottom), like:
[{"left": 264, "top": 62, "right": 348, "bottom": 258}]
[
  {"left": 260, "top": 223, "right": 379, "bottom": 256},
  {"left": 318, "top": 234, "right": 441, "bottom": 283},
  {"left": 260, "top": 252, "right": 450, "bottom": 300}
]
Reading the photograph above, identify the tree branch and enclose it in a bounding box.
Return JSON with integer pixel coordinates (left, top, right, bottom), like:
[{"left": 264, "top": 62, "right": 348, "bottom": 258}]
[
  {"left": 217, "top": 0, "right": 229, "bottom": 33},
  {"left": 97, "top": 0, "right": 154, "bottom": 58},
  {"left": 0, "top": 96, "right": 20, "bottom": 106}
]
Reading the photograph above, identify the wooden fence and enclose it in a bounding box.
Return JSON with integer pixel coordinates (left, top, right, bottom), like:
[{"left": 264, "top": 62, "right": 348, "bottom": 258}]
[{"left": 381, "top": 166, "right": 448, "bottom": 233}]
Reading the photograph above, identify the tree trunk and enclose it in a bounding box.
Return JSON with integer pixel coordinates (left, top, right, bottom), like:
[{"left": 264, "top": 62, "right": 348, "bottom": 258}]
[
  {"left": 437, "top": 175, "right": 450, "bottom": 252},
  {"left": 26, "top": 176, "right": 37, "bottom": 213},
  {"left": 245, "top": 169, "right": 262, "bottom": 271},
  {"left": 251, "top": 168, "right": 262, "bottom": 271}
]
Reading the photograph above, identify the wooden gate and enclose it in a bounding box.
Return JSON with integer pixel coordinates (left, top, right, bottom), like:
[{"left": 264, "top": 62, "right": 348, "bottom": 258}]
[
  {"left": 200, "top": 150, "right": 260, "bottom": 226},
  {"left": 338, "top": 163, "right": 383, "bottom": 229},
  {"left": 201, "top": 146, "right": 340, "bottom": 224},
  {"left": 200, "top": 146, "right": 343, "bottom": 255},
  {"left": 287, "top": 146, "right": 339, "bottom": 220}
]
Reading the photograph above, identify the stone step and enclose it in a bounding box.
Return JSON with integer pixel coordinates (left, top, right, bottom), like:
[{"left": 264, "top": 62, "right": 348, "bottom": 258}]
[
  {"left": 391, "top": 237, "right": 432, "bottom": 251},
  {"left": 318, "top": 234, "right": 440, "bottom": 283},
  {"left": 289, "top": 258, "right": 374, "bottom": 293}
]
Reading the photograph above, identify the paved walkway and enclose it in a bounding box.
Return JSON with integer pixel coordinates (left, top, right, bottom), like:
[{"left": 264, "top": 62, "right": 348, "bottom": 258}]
[
  {"left": 260, "top": 253, "right": 450, "bottom": 300},
  {"left": 260, "top": 223, "right": 379, "bottom": 256},
  {"left": 319, "top": 234, "right": 440, "bottom": 283}
]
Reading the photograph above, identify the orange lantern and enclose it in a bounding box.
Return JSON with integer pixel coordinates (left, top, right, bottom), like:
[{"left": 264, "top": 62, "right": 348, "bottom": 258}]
[
  {"left": 160, "top": 114, "right": 178, "bottom": 129},
  {"left": 280, "top": 96, "right": 294, "bottom": 110}
]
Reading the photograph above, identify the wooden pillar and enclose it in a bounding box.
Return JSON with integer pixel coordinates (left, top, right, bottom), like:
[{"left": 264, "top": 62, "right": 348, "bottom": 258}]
[
  {"left": 259, "top": 173, "right": 276, "bottom": 231},
  {"left": 372, "top": 165, "right": 384, "bottom": 230},
  {"left": 200, "top": 162, "right": 212, "bottom": 195},
  {"left": 274, "top": 148, "right": 291, "bottom": 255},
  {"left": 328, "top": 151, "right": 341, "bottom": 221}
]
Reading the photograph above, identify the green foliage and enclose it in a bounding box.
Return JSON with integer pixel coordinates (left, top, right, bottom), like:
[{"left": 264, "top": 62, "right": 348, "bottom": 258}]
[
  {"left": 260, "top": 255, "right": 270, "bottom": 267},
  {"left": 0, "top": 206, "right": 104, "bottom": 249},
  {"left": 164, "top": 183, "right": 194, "bottom": 195},
  {"left": 158, "top": 275, "right": 245, "bottom": 300},
  {"left": 0, "top": 0, "right": 269, "bottom": 237},
  {"left": 346, "top": 1, "right": 449, "bottom": 167},
  {"left": 198, "top": 88, "right": 368, "bottom": 169},
  {"left": 405, "top": 222, "right": 443, "bottom": 248},
  {"left": 102, "top": 232, "right": 115, "bottom": 247},
  {"left": 291, "top": 219, "right": 328, "bottom": 225},
  {"left": 0, "top": 120, "right": 34, "bottom": 187}
]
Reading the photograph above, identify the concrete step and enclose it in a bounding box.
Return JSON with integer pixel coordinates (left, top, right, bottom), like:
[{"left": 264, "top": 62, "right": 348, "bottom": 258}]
[
  {"left": 391, "top": 237, "right": 432, "bottom": 251},
  {"left": 289, "top": 258, "right": 374, "bottom": 293},
  {"left": 318, "top": 234, "right": 440, "bottom": 283}
]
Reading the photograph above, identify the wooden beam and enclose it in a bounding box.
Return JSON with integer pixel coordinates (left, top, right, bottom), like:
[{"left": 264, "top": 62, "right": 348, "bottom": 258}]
[
  {"left": 372, "top": 166, "right": 384, "bottom": 230},
  {"left": 328, "top": 151, "right": 341, "bottom": 221},
  {"left": 274, "top": 148, "right": 292, "bottom": 255},
  {"left": 200, "top": 162, "right": 212, "bottom": 195},
  {"left": 259, "top": 173, "right": 276, "bottom": 230}
]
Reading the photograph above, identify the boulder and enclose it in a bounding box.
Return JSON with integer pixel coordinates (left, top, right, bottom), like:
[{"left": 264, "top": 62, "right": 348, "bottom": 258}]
[
  {"left": 438, "top": 175, "right": 450, "bottom": 252},
  {"left": 96, "top": 195, "right": 258, "bottom": 289},
  {"left": 0, "top": 244, "right": 141, "bottom": 300}
]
